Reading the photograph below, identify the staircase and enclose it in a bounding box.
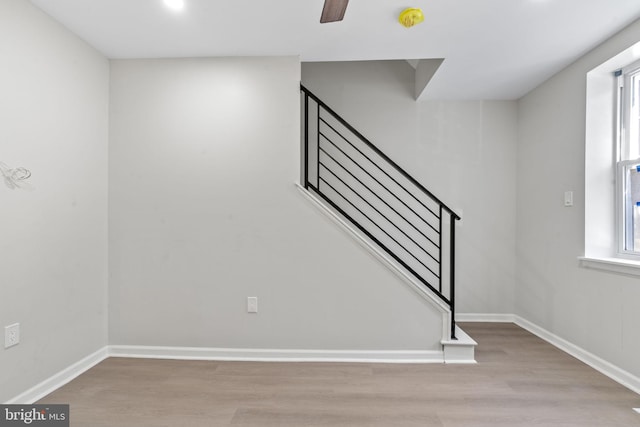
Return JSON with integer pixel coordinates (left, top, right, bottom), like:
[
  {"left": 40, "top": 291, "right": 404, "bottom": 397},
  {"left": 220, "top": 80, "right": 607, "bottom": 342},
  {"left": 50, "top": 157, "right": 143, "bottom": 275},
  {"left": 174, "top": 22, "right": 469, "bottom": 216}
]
[{"left": 299, "top": 85, "right": 476, "bottom": 362}]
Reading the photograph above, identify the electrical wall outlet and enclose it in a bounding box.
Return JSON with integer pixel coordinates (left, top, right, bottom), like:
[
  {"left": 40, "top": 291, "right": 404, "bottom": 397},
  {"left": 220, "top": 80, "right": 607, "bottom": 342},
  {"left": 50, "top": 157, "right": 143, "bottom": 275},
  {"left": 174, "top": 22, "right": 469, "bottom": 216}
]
[
  {"left": 247, "top": 297, "right": 258, "bottom": 313},
  {"left": 5, "top": 323, "right": 20, "bottom": 349}
]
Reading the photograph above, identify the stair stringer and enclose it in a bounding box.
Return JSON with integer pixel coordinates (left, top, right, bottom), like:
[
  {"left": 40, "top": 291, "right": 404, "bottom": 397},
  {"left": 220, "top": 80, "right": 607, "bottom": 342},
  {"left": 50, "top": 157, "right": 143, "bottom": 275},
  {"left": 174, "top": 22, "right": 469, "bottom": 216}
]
[{"left": 295, "top": 183, "right": 476, "bottom": 363}]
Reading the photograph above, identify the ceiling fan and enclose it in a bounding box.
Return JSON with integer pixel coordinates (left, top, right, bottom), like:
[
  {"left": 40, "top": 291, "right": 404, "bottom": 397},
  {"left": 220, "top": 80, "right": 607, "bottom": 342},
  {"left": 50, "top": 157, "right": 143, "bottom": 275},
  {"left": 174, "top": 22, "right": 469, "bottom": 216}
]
[{"left": 320, "top": 0, "right": 349, "bottom": 23}]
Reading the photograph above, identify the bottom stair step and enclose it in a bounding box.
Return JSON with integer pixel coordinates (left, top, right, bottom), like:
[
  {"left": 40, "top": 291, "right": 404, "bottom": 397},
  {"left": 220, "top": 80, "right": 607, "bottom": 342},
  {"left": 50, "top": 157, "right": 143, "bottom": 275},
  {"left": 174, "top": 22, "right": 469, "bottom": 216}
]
[{"left": 441, "top": 326, "right": 477, "bottom": 364}]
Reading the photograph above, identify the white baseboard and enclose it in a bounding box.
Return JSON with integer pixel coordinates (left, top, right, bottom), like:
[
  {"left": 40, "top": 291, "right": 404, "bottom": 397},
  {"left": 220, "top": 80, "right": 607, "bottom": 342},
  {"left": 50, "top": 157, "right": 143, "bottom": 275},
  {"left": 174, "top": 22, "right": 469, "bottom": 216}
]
[
  {"left": 513, "top": 315, "right": 640, "bottom": 395},
  {"left": 6, "top": 345, "right": 446, "bottom": 403},
  {"left": 5, "top": 347, "right": 109, "bottom": 404},
  {"left": 108, "top": 345, "right": 444, "bottom": 364},
  {"left": 459, "top": 312, "right": 640, "bottom": 395},
  {"left": 9, "top": 314, "right": 640, "bottom": 403}
]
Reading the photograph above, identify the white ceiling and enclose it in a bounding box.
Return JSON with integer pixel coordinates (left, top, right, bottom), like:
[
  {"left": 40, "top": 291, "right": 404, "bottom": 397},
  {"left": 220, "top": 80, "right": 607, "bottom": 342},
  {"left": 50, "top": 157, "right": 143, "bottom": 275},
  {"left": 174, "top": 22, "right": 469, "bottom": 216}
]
[{"left": 29, "top": 0, "right": 640, "bottom": 99}]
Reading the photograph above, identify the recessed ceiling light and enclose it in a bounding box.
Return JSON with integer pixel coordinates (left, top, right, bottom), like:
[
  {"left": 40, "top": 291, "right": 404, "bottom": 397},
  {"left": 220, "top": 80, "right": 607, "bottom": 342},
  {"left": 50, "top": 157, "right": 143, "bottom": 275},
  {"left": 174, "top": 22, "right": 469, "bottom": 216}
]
[{"left": 164, "top": 0, "right": 184, "bottom": 11}]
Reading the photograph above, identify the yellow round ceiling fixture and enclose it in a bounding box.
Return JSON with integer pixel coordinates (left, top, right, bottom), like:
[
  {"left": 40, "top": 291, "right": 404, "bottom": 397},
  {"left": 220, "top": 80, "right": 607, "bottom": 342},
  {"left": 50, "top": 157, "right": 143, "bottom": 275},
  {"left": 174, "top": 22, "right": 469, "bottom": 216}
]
[{"left": 399, "top": 8, "right": 424, "bottom": 28}]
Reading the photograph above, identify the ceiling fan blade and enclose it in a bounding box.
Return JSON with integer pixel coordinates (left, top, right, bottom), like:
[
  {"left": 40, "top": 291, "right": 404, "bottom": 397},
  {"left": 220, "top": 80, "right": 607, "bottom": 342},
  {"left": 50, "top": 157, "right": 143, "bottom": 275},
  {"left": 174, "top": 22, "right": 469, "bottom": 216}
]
[{"left": 320, "top": 0, "right": 349, "bottom": 23}]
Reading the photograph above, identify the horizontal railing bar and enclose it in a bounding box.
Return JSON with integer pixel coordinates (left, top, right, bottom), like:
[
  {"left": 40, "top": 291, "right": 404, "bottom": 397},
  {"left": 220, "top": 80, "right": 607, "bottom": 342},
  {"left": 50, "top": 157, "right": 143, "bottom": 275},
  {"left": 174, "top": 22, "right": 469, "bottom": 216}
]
[
  {"left": 320, "top": 161, "right": 440, "bottom": 266},
  {"left": 319, "top": 116, "right": 440, "bottom": 221},
  {"left": 319, "top": 128, "right": 440, "bottom": 234},
  {"left": 319, "top": 172, "right": 440, "bottom": 278},
  {"left": 307, "top": 182, "right": 450, "bottom": 305},
  {"left": 302, "top": 85, "right": 460, "bottom": 220},
  {"left": 319, "top": 146, "right": 440, "bottom": 254}
]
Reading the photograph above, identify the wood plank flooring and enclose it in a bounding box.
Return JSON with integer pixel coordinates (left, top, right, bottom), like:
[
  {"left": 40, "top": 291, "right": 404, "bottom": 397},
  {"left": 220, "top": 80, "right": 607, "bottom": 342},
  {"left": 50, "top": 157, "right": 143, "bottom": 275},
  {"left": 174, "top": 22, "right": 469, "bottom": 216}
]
[{"left": 38, "top": 323, "right": 640, "bottom": 426}]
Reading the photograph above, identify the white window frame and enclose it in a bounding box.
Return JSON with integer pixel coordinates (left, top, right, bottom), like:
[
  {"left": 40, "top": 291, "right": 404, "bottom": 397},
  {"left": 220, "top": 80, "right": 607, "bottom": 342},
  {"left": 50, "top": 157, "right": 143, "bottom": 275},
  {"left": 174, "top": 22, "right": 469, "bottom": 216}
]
[
  {"left": 615, "top": 59, "right": 640, "bottom": 259},
  {"left": 581, "top": 41, "right": 640, "bottom": 276}
]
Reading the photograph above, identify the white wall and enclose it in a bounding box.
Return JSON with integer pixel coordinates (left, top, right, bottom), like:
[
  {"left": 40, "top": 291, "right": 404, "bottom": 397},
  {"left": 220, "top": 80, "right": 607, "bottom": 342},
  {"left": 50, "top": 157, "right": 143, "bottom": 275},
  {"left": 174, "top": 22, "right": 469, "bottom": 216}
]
[
  {"left": 0, "top": 0, "right": 109, "bottom": 402},
  {"left": 517, "top": 19, "right": 640, "bottom": 378},
  {"left": 108, "top": 57, "right": 443, "bottom": 350},
  {"left": 302, "top": 61, "right": 518, "bottom": 315}
]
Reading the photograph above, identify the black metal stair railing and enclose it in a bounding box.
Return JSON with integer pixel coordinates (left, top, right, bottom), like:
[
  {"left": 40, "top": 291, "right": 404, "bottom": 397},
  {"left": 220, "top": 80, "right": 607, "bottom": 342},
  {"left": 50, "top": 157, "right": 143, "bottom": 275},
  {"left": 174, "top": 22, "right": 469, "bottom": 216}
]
[{"left": 300, "top": 85, "right": 461, "bottom": 339}]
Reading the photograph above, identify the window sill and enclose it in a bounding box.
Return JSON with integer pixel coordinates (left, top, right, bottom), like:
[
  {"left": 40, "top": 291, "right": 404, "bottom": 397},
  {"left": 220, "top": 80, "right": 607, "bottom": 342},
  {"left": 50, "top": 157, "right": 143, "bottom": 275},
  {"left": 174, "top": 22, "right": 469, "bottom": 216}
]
[{"left": 579, "top": 256, "right": 640, "bottom": 277}]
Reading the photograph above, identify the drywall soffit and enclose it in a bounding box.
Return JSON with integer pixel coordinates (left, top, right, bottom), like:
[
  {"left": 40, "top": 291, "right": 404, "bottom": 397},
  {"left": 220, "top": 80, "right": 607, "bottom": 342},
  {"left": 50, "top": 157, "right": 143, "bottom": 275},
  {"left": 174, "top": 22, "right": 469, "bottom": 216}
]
[{"left": 414, "top": 58, "right": 444, "bottom": 101}]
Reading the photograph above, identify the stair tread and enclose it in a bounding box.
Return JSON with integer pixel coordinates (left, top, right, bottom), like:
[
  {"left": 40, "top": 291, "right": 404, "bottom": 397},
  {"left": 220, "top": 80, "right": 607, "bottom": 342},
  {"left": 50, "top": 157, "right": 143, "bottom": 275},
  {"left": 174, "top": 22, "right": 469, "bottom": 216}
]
[{"left": 441, "top": 326, "right": 477, "bottom": 346}]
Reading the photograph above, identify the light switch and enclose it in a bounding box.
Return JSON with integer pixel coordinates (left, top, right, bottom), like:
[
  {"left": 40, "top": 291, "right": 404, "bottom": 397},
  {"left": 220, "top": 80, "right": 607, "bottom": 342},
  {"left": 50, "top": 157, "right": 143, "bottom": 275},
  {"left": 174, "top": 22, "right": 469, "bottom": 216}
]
[
  {"left": 564, "top": 191, "right": 573, "bottom": 207},
  {"left": 247, "top": 297, "right": 258, "bottom": 313}
]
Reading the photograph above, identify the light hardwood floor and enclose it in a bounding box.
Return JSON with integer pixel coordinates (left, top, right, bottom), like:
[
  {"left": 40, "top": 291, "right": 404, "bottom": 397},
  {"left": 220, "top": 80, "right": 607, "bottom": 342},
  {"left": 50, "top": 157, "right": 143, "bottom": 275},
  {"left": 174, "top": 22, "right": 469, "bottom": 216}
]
[{"left": 38, "top": 323, "right": 640, "bottom": 426}]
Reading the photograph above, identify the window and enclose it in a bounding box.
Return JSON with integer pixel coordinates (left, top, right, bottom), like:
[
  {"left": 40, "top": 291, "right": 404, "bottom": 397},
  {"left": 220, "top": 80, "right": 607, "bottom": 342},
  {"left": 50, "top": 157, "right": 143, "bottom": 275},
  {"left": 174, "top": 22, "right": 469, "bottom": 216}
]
[
  {"left": 617, "top": 60, "right": 640, "bottom": 256},
  {"left": 582, "top": 40, "right": 640, "bottom": 274}
]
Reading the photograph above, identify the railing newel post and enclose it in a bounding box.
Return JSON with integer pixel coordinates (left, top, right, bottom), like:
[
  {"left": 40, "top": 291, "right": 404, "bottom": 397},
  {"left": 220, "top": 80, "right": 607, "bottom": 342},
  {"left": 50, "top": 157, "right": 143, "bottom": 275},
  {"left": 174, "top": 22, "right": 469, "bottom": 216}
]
[
  {"left": 450, "top": 212, "right": 457, "bottom": 340},
  {"left": 438, "top": 205, "right": 443, "bottom": 294}
]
